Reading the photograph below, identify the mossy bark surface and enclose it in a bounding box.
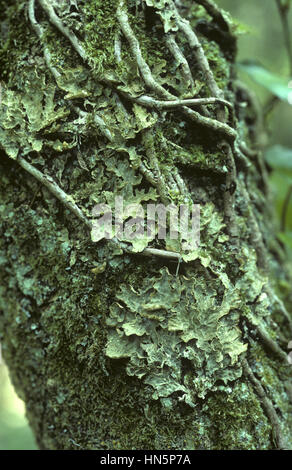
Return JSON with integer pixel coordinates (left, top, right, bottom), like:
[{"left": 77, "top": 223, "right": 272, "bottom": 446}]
[{"left": 0, "top": 0, "right": 292, "bottom": 450}]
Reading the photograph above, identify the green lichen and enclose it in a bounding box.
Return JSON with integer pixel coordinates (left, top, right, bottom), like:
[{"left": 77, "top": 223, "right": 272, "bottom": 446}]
[{"left": 0, "top": 0, "right": 291, "bottom": 450}]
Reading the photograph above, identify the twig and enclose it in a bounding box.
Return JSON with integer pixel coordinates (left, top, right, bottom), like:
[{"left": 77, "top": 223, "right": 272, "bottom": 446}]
[
  {"left": 114, "top": 31, "right": 122, "bottom": 63},
  {"left": 116, "top": 1, "right": 236, "bottom": 140},
  {"left": 134, "top": 95, "right": 232, "bottom": 110},
  {"left": 28, "top": 0, "right": 61, "bottom": 80},
  {"left": 255, "top": 323, "right": 288, "bottom": 363},
  {"left": 195, "top": 0, "right": 233, "bottom": 33},
  {"left": 38, "top": 0, "right": 87, "bottom": 61},
  {"left": 141, "top": 130, "right": 170, "bottom": 205},
  {"left": 271, "top": 292, "right": 292, "bottom": 334},
  {"left": 165, "top": 34, "right": 195, "bottom": 90},
  {"left": 117, "top": 1, "right": 172, "bottom": 100},
  {"left": 18, "top": 156, "right": 91, "bottom": 227},
  {"left": 242, "top": 359, "right": 289, "bottom": 450},
  {"left": 32, "top": 0, "right": 236, "bottom": 141},
  {"left": 239, "top": 180, "right": 269, "bottom": 271},
  {"left": 239, "top": 142, "right": 258, "bottom": 159},
  {"left": 232, "top": 141, "right": 252, "bottom": 173},
  {"left": 221, "top": 142, "right": 238, "bottom": 239},
  {"left": 165, "top": 33, "right": 212, "bottom": 117},
  {"left": 29, "top": 1, "right": 115, "bottom": 144},
  {"left": 17, "top": 156, "right": 181, "bottom": 261},
  {"left": 262, "top": 1, "right": 292, "bottom": 117},
  {"left": 169, "top": 0, "right": 223, "bottom": 100},
  {"left": 73, "top": 106, "right": 114, "bottom": 142}
]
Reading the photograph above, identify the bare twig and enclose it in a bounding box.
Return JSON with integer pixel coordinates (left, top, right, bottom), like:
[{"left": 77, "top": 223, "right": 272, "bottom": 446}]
[
  {"left": 28, "top": 0, "right": 61, "bottom": 80},
  {"left": 221, "top": 142, "right": 238, "bottom": 239},
  {"left": 242, "top": 359, "right": 289, "bottom": 450},
  {"left": 134, "top": 95, "right": 232, "bottom": 110},
  {"left": 117, "top": 1, "right": 172, "bottom": 100},
  {"left": 165, "top": 34, "right": 195, "bottom": 90},
  {"left": 73, "top": 106, "right": 114, "bottom": 142},
  {"left": 255, "top": 323, "right": 288, "bottom": 362},
  {"left": 31, "top": 0, "right": 236, "bottom": 140},
  {"left": 169, "top": 0, "right": 223, "bottom": 99},
  {"left": 239, "top": 180, "right": 269, "bottom": 271},
  {"left": 141, "top": 130, "right": 170, "bottom": 204},
  {"left": 271, "top": 293, "right": 292, "bottom": 334},
  {"left": 38, "top": 0, "right": 87, "bottom": 61},
  {"left": 18, "top": 156, "right": 91, "bottom": 228},
  {"left": 116, "top": 1, "right": 236, "bottom": 140},
  {"left": 195, "top": 0, "right": 233, "bottom": 32},
  {"left": 114, "top": 31, "right": 122, "bottom": 63},
  {"left": 17, "top": 156, "right": 181, "bottom": 261}
]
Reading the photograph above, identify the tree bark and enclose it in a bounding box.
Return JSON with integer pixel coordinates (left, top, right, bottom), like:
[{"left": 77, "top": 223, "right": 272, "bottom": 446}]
[{"left": 0, "top": 0, "right": 292, "bottom": 450}]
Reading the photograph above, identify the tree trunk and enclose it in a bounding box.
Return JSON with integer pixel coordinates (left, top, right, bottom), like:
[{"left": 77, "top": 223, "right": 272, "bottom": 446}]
[{"left": 0, "top": 0, "right": 292, "bottom": 450}]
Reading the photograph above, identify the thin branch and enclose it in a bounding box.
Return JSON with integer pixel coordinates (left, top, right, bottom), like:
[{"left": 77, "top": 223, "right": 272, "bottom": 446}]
[
  {"left": 38, "top": 0, "right": 87, "bottom": 61},
  {"left": 17, "top": 156, "right": 181, "bottom": 261},
  {"left": 255, "top": 323, "right": 289, "bottom": 363},
  {"left": 165, "top": 33, "right": 212, "bottom": 118},
  {"left": 242, "top": 359, "right": 289, "bottom": 450},
  {"left": 232, "top": 141, "right": 252, "bottom": 173},
  {"left": 116, "top": 1, "right": 172, "bottom": 100},
  {"left": 135, "top": 94, "right": 237, "bottom": 138},
  {"left": 134, "top": 95, "right": 232, "bottom": 110},
  {"left": 32, "top": 0, "right": 236, "bottom": 141},
  {"left": 195, "top": 0, "right": 237, "bottom": 57},
  {"left": 221, "top": 142, "right": 238, "bottom": 239},
  {"left": 141, "top": 130, "right": 170, "bottom": 205},
  {"left": 169, "top": 0, "right": 223, "bottom": 100},
  {"left": 239, "top": 180, "right": 269, "bottom": 271},
  {"left": 116, "top": 1, "right": 236, "bottom": 140},
  {"left": 238, "top": 142, "right": 258, "bottom": 159},
  {"left": 29, "top": 1, "right": 115, "bottom": 144},
  {"left": 165, "top": 34, "right": 195, "bottom": 90},
  {"left": 18, "top": 156, "right": 91, "bottom": 228},
  {"left": 195, "top": 0, "right": 233, "bottom": 31},
  {"left": 73, "top": 106, "right": 114, "bottom": 142},
  {"left": 28, "top": 0, "right": 61, "bottom": 80},
  {"left": 271, "top": 293, "right": 292, "bottom": 334},
  {"left": 114, "top": 31, "right": 122, "bottom": 63}
]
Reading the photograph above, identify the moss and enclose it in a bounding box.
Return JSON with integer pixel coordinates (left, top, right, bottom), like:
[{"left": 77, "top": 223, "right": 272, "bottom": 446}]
[
  {"left": 81, "top": 0, "right": 119, "bottom": 72},
  {"left": 0, "top": 1, "right": 35, "bottom": 83},
  {"left": 202, "top": 38, "right": 231, "bottom": 91},
  {"left": 0, "top": 0, "right": 292, "bottom": 450},
  {"left": 205, "top": 382, "right": 272, "bottom": 450}
]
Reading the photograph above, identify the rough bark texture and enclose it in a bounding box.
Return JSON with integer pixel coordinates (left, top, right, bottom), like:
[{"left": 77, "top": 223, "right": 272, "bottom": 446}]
[{"left": 0, "top": 0, "right": 292, "bottom": 450}]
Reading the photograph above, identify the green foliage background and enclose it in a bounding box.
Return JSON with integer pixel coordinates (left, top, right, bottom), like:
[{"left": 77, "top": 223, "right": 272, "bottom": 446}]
[{"left": 0, "top": 0, "right": 292, "bottom": 450}]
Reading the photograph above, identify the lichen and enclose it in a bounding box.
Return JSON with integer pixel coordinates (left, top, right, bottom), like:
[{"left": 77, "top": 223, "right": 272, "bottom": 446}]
[{"left": 0, "top": 0, "right": 291, "bottom": 450}]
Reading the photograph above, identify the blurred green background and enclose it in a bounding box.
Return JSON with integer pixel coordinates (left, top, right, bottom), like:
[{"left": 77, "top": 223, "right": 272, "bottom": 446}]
[
  {"left": 1, "top": 0, "right": 292, "bottom": 451},
  {"left": 0, "top": 361, "right": 36, "bottom": 449}
]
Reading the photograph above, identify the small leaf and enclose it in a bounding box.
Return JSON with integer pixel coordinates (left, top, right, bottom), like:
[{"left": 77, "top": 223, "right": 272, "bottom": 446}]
[
  {"left": 265, "top": 145, "right": 292, "bottom": 173},
  {"left": 238, "top": 62, "right": 290, "bottom": 101}
]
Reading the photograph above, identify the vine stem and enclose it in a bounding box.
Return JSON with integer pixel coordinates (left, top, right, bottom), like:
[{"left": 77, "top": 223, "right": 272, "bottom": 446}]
[
  {"left": 17, "top": 156, "right": 181, "bottom": 262},
  {"left": 242, "top": 359, "right": 289, "bottom": 450}
]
